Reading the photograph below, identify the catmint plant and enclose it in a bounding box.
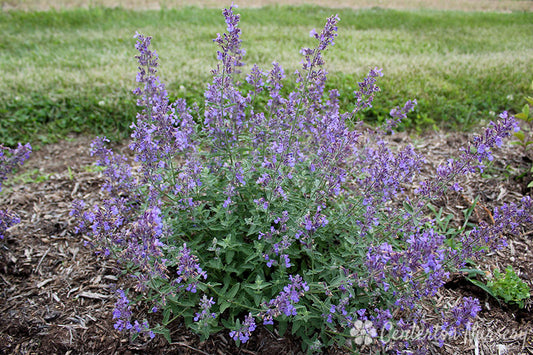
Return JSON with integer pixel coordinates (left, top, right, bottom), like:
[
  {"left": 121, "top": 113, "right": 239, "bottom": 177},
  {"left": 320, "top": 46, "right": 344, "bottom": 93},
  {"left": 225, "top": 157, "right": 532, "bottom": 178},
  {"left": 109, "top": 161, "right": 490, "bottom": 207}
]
[
  {"left": 73, "top": 6, "right": 533, "bottom": 353},
  {"left": 0, "top": 143, "right": 31, "bottom": 240}
]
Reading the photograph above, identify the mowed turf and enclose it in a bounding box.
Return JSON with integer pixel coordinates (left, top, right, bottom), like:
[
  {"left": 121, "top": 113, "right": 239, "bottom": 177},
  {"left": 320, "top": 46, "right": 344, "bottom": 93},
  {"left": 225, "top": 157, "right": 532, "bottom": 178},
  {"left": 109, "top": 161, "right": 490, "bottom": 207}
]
[{"left": 1, "top": 5, "right": 532, "bottom": 145}]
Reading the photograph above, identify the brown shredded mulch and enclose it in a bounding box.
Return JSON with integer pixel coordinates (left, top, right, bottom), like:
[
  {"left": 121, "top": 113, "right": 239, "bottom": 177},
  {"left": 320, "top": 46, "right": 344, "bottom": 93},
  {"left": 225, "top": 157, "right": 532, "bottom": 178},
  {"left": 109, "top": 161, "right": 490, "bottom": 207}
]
[{"left": 0, "top": 130, "right": 532, "bottom": 355}]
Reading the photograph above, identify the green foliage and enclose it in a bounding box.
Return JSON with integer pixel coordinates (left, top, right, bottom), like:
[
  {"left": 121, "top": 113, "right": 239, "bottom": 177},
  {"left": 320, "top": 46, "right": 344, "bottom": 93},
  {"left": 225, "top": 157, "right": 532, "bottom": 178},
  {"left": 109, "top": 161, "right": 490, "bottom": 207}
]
[
  {"left": 465, "top": 266, "right": 531, "bottom": 309},
  {"left": 4, "top": 168, "right": 50, "bottom": 186},
  {"left": 488, "top": 266, "right": 530, "bottom": 308},
  {"left": 0, "top": 93, "right": 134, "bottom": 147},
  {"left": 153, "top": 162, "right": 369, "bottom": 349}
]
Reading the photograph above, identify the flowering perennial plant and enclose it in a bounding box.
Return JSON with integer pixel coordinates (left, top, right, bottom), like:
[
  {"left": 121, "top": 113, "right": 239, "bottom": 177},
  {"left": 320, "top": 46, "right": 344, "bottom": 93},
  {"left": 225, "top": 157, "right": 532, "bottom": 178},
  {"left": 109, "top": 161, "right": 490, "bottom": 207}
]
[
  {"left": 72, "top": 6, "right": 533, "bottom": 353},
  {"left": 0, "top": 143, "right": 31, "bottom": 240},
  {"left": 113, "top": 289, "right": 155, "bottom": 339}
]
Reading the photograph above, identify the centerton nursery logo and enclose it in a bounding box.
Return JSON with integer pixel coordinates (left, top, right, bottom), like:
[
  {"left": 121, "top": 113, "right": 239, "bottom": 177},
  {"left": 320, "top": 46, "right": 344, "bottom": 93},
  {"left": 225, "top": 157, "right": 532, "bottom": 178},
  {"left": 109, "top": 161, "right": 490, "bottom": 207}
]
[
  {"left": 346, "top": 309, "right": 475, "bottom": 348},
  {"left": 348, "top": 320, "right": 378, "bottom": 346},
  {"left": 349, "top": 312, "right": 530, "bottom": 351}
]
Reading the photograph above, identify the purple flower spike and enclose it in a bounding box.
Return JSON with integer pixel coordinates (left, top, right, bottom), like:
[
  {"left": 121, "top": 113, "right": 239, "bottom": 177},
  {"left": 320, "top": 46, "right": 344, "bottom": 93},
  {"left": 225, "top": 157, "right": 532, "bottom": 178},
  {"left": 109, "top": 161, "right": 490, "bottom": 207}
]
[
  {"left": 353, "top": 67, "right": 383, "bottom": 114},
  {"left": 0, "top": 210, "right": 20, "bottom": 240},
  {"left": 441, "top": 297, "right": 481, "bottom": 337},
  {"left": 174, "top": 243, "right": 207, "bottom": 293},
  {"left": 194, "top": 295, "right": 217, "bottom": 323},
  {"left": 387, "top": 99, "right": 417, "bottom": 132},
  {"left": 113, "top": 289, "right": 133, "bottom": 331},
  {"left": 119, "top": 207, "right": 167, "bottom": 288},
  {"left": 113, "top": 290, "right": 154, "bottom": 338},
  {"left": 301, "top": 14, "right": 340, "bottom": 70},
  {"left": 204, "top": 5, "right": 248, "bottom": 151},
  {"left": 229, "top": 313, "right": 256, "bottom": 343},
  {"left": 0, "top": 143, "right": 31, "bottom": 191},
  {"left": 260, "top": 275, "right": 309, "bottom": 324},
  {"left": 417, "top": 112, "right": 517, "bottom": 199},
  {"left": 90, "top": 136, "right": 135, "bottom": 197},
  {"left": 131, "top": 33, "right": 199, "bottom": 185},
  {"left": 0, "top": 143, "right": 31, "bottom": 239},
  {"left": 215, "top": 5, "right": 245, "bottom": 72}
]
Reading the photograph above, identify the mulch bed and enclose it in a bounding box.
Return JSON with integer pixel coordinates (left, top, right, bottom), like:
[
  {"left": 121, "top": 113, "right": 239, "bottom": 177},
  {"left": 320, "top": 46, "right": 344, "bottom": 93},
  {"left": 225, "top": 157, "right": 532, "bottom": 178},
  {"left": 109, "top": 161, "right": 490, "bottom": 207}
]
[{"left": 0, "top": 130, "right": 532, "bottom": 354}]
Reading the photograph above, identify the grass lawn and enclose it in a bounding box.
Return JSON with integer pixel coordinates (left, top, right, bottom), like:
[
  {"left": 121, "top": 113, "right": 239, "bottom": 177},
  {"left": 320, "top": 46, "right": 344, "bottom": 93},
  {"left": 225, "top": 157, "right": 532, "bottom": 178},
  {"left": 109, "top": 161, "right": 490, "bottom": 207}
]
[
  {"left": 3, "top": 0, "right": 533, "bottom": 12},
  {"left": 1, "top": 4, "right": 532, "bottom": 145}
]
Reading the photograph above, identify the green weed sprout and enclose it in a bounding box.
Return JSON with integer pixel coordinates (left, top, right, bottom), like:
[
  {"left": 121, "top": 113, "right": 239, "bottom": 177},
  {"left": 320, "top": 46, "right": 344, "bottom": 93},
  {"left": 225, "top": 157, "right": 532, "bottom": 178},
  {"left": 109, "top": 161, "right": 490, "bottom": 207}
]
[{"left": 488, "top": 266, "right": 530, "bottom": 309}]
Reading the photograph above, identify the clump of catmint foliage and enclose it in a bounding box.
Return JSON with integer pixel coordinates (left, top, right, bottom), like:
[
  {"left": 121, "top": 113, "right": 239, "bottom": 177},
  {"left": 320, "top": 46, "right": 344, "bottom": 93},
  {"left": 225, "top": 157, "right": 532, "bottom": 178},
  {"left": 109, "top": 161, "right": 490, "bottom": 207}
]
[{"left": 72, "top": 6, "right": 533, "bottom": 353}]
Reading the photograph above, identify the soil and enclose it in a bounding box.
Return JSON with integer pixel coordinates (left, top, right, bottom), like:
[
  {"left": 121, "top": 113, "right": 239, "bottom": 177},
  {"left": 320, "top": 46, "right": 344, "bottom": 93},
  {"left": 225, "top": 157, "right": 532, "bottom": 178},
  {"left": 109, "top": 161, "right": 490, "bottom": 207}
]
[{"left": 0, "top": 130, "right": 532, "bottom": 355}]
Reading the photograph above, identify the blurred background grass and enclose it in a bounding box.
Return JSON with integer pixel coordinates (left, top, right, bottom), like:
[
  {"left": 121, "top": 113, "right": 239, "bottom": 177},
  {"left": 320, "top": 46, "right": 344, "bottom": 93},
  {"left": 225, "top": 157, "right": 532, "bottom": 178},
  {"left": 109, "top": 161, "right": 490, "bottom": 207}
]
[
  {"left": 1, "top": 3, "right": 532, "bottom": 146},
  {"left": 3, "top": 0, "right": 533, "bottom": 11}
]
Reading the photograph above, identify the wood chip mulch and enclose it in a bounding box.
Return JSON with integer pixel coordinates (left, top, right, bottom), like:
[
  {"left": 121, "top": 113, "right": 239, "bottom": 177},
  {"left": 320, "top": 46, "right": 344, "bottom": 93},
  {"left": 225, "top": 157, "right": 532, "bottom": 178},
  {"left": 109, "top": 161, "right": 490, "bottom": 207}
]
[{"left": 0, "top": 130, "right": 531, "bottom": 354}]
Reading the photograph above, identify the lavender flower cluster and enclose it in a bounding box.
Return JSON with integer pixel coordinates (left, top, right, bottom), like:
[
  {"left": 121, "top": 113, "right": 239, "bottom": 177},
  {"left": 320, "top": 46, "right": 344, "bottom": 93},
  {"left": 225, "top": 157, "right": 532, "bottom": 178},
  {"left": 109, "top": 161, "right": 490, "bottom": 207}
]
[
  {"left": 0, "top": 143, "right": 31, "bottom": 239},
  {"left": 112, "top": 289, "right": 155, "bottom": 339},
  {"left": 260, "top": 274, "right": 309, "bottom": 325},
  {"left": 72, "top": 5, "right": 532, "bottom": 353}
]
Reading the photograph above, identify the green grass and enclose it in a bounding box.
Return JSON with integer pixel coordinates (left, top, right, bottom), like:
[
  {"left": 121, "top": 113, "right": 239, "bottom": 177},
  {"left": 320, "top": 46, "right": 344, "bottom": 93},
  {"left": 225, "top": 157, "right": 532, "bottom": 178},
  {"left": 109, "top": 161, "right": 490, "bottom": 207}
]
[{"left": 1, "top": 5, "right": 532, "bottom": 146}]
